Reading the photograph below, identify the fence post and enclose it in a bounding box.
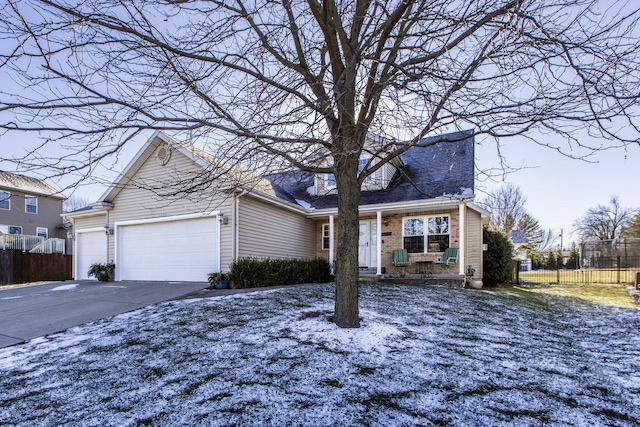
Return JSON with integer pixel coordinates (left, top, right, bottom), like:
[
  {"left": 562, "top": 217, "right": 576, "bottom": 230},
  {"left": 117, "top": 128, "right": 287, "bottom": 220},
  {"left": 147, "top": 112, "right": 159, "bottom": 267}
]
[
  {"left": 557, "top": 269, "right": 560, "bottom": 285},
  {"left": 617, "top": 256, "right": 621, "bottom": 284}
]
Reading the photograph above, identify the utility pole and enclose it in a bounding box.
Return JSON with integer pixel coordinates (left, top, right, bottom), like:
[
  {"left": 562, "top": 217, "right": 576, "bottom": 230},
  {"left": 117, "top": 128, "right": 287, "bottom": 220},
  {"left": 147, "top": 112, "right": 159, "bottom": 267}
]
[{"left": 560, "top": 228, "right": 563, "bottom": 251}]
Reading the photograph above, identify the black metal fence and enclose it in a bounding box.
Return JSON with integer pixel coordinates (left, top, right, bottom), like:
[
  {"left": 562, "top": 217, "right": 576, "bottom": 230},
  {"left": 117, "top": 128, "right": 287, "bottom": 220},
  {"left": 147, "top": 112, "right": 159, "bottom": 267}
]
[
  {"left": 517, "top": 257, "right": 639, "bottom": 285},
  {"left": 516, "top": 239, "right": 640, "bottom": 286}
]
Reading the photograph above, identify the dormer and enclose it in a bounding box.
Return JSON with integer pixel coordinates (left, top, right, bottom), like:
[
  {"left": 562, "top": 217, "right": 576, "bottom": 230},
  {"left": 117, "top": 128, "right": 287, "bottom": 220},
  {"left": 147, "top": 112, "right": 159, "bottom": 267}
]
[{"left": 310, "top": 136, "right": 404, "bottom": 196}]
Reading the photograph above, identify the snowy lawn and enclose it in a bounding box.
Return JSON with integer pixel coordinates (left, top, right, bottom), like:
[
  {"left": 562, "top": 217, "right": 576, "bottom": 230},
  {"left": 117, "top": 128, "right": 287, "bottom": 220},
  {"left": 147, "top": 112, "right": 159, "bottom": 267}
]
[{"left": 1, "top": 283, "right": 639, "bottom": 426}]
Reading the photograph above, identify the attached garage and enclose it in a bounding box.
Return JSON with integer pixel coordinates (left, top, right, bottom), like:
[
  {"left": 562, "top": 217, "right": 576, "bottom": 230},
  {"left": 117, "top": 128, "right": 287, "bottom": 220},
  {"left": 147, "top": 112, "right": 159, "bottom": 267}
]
[
  {"left": 116, "top": 215, "right": 220, "bottom": 282},
  {"left": 76, "top": 229, "right": 108, "bottom": 280}
]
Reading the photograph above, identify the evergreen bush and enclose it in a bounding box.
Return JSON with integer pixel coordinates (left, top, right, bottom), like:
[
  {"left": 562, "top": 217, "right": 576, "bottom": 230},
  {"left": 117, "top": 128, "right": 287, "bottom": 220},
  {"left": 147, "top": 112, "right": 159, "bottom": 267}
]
[
  {"left": 483, "top": 228, "right": 514, "bottom": 287},
  {"left": 229, "top": 257, "right": 332, "bottom": 289}
]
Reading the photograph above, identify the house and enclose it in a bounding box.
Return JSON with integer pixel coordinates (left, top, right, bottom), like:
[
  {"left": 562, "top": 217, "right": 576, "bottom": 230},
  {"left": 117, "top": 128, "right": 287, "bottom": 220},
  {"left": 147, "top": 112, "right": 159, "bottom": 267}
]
[
  {"left": 65, "top": 130, "right": 490, "bottom": 282},
  {"left": 510, "top": 230, "right": 532, "bottom": 271},
  {"left": 0, "top": 171, "right": 68, "bottom": 252}
]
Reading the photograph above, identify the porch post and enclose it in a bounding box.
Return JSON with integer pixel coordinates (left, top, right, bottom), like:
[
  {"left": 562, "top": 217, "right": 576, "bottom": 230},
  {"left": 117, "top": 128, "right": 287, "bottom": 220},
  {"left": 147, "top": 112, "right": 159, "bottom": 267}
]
[
  {"left": 329, "top": 214, "right": 335, "bottom": 274},
  {"left": 376, "top": 211, "right": 382, "bottom": 276},
  {"left": 458, "top": 203, "right": 465, "bottom": 275}
]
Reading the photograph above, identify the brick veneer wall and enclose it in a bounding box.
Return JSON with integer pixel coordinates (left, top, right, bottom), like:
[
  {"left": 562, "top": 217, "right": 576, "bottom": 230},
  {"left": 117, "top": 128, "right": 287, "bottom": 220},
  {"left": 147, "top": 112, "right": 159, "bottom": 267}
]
[{"left": 315, "top": 209, "right": 461, "bottom": 274}]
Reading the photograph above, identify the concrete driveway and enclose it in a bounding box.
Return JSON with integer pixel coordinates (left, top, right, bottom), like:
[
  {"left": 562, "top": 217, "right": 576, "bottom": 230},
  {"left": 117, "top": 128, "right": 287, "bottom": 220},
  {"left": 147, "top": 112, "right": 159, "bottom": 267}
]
[{"left": 0, "top": 280, "right": 208, "bottom": 348}]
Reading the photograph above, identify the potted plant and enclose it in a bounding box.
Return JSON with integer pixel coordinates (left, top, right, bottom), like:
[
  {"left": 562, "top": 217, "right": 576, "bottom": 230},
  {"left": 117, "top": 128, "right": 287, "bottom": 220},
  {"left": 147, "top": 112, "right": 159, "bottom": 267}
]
[
  {"left": 208, "top": 272, "right": 231, "bottom": 289},
  {"left": 87, "top": 262, "right": 116, "bottom": 282}
]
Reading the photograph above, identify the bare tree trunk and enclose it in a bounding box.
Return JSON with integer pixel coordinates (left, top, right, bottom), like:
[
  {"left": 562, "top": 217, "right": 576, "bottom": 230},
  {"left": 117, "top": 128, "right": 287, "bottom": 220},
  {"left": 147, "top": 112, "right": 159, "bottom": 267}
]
[{"left": 334, "top": 153, "right": 361, "bottom": 328}]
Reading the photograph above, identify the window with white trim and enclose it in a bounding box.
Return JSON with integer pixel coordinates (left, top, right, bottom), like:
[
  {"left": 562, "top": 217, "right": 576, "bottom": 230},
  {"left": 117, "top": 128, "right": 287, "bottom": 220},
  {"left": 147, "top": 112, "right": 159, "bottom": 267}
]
[
  {"left": 0, "top": 225, "right": 22, "bottom": 234},
  {"left": 403, "top": 215, "right": 450, "bottom": 253},
  {"left": 358, "top": 157, "right": 374, "bottom": 184},
  {"left": 322, "top": 224, "right": 331, "bottom": 250},
  {"left": 325, "top": 173, "right": 336, "bottom": 189},
  {"left": 25, "top": 196, "right": 37, "bottom": 214},
  {"left": 36, "top": 227, "right": 48, "bottom": 239},
  {"left": 427, "top": 216, "right": 450, "bottom": 252},
  {"left": 0, "top": 191, "right": 9, "bottom": 210}
]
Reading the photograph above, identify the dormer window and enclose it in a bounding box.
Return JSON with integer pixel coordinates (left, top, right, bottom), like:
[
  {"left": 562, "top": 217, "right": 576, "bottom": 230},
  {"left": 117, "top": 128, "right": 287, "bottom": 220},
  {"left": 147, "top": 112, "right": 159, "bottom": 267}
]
[
  {"left": 359, "top": 157, "right": 374, "bottom": 184},
  {"left": 325, "top": 172, "right": 336, "bottom": 189}
]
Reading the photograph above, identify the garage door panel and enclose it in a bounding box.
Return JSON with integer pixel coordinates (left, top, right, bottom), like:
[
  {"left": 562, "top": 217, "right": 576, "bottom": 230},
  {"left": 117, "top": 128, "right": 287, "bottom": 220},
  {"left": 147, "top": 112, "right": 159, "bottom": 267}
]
[{"left": 117, "top": 217, "right": 219, "bottom": 282}]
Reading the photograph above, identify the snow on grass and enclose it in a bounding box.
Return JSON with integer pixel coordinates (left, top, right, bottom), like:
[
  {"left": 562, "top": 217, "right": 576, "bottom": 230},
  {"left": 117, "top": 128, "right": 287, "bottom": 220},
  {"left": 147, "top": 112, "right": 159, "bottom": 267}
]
[{"left": 1, "top": 283, "right": 639, "bottom": 426}]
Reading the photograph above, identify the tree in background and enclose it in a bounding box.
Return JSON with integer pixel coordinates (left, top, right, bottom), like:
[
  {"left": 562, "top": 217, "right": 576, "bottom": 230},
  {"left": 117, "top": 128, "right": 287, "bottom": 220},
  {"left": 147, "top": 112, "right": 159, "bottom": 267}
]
[
  {"left": 480, "top": 184, "right": 528, "bottom": 236},
  {"left": 2, "top": 1, "right": 640, "bottom": 327},
  {"left": 480, "top": 185, "right": 557, "bottom": 251},
  {"left": 565, "top": 244, "right": 580, "bottom": 269},
  {"left": 574, "top": 196, "right": 637, "bottom": 242},
  {"left": 624, "top": 212, "right": 640, "bottom": 239},
  {"left": 63, "top": 194, "right": 91, "bottom": 213}
]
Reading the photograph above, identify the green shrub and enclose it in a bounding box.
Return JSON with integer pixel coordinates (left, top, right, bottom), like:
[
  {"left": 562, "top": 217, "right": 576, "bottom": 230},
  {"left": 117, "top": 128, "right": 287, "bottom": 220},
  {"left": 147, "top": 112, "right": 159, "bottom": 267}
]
[
  {"left": 229, "top": 257, "right": 331, "bottom": 289},
  {"left": 87, "top": 262, "right": 115, "bottom": 282},
  {"left": 483, "top": 228, "right": 514, "bottom": 287}
]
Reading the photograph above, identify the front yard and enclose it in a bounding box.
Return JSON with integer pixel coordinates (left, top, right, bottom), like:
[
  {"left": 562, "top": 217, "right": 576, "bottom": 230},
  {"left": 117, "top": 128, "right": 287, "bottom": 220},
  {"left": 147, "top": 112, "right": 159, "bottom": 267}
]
[{"left": 1, "top": 283, "right": 639, "bottom": 426}]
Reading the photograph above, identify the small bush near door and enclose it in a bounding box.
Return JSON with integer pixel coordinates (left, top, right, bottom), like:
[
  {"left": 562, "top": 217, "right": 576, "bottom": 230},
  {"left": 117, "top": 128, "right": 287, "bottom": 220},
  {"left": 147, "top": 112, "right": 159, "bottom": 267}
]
[
  {"left": 483, "top": 228, "right": 514, "bottom": 287},
  {"left": 230, "top": 257, "right": 331, "bottom": 289}
]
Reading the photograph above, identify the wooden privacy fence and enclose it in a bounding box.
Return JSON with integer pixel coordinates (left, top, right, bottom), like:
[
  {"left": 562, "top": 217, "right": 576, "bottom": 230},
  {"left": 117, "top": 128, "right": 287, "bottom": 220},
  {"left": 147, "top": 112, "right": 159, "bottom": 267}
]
[{"left": 0, "top": 250, "right": 72, "bottom": 285}]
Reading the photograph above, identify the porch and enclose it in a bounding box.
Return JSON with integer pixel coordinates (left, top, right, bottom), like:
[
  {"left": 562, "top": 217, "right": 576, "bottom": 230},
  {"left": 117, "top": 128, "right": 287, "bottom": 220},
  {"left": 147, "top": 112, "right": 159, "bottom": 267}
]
[
  {"left": 358, "top": 268, "right": 466, "bottom": 288},
  {"left": 0, "top": 234, "right": 66, "bottom": 254}
]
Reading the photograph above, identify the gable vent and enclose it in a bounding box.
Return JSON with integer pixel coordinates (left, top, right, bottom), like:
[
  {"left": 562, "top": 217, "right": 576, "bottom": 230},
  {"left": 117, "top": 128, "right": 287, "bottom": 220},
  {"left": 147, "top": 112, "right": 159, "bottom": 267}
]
[{"left": 157, "top": 144, "right": 171, "bottom": 166}]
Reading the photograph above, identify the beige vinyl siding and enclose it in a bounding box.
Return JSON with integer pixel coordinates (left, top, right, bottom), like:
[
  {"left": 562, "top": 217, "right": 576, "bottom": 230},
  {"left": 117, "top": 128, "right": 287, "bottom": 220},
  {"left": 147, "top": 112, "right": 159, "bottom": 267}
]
[
  {"left": 106, "top": 148, "right": 234, "bottom": 268},
  {"left": 74, "top": 214, "right": 108, "bottom": 231},
  {"left": 465, "top": 208, "right": 483, "bottom": 279},
  {"left": 237, "top": 196, "right": 316, "bottom": 260},
  {"left": 380, "top": 162, "right": 396, "bottom": 189}
]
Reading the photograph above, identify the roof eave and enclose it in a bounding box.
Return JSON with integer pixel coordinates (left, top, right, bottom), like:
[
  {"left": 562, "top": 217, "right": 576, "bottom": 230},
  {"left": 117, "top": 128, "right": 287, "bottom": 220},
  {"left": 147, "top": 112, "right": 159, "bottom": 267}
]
[{"left": 306, "top": 196, "right": 476, "bottom": 218}]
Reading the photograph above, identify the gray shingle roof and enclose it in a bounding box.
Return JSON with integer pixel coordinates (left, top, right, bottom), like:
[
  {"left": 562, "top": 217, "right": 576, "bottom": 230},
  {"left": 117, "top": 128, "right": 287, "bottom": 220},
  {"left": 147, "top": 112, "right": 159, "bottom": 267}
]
[
  {"left": 266, "top": 130, "right": 475, "bottom": 209},
  {"left": 0, "top": 171, "right": 65, "bottom": 199}
]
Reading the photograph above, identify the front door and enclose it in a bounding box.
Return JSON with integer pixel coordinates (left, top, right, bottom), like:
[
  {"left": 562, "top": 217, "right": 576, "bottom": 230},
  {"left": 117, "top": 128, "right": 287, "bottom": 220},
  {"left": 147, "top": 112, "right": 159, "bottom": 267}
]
[{"left": 358, "top": 221, "right": 378, "bottom": 268}]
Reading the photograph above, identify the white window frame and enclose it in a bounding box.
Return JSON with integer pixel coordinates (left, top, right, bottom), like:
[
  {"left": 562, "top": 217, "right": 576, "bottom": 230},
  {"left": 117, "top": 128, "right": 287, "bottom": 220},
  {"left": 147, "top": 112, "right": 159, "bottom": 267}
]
[
  {"left": 0, "top": 191, "right": 9, "bottom": 210},
  {"left": 427, "top": 215, "right": 450, "bottom": 253},
  {"left": 358, "top": 157, "right": 374, "bottom": 184},
  {"left": 0, "top": 225, "right": 23, "bottom": 234},
  {"left": 402, "top": 216, "right": 425, "bottom": 254},
  {"left": 322, "top": 223, "right": 331, "bottom": 250},
  {"left": 325, "top": 172, "right": 336, "bottom": 189},
  {"left": 25, "top": 195, "right": 38, "bottom": 214},
  {"left": 402, "top": 214, "right": 450, "bottom": 253},
  {"left": 36, "top": 227, "right": 49, "bottom": 239}
]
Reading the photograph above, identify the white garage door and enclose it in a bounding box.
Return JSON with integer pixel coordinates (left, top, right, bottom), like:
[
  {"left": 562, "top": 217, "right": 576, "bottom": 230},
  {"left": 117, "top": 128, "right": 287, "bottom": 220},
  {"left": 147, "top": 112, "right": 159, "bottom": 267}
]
[
  {"left": 76, "top": 230, "right": 108, "bottom": 280},
  {"left": 117, "top": 217, "right": 219, "bottom": 282}
]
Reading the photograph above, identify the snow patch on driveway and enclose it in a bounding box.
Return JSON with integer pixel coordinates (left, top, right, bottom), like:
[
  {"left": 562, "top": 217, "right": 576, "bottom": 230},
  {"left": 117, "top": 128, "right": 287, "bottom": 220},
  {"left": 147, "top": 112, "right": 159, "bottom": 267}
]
[{"left": 50, "top": 284, "right": 79, "bottom": 291}]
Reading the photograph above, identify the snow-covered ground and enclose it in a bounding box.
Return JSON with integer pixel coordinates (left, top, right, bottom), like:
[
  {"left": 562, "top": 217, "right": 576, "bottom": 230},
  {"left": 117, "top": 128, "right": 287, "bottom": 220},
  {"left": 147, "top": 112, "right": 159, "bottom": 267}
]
[{"left": 1, "top": 283, "right": 639, "bottom": 426}]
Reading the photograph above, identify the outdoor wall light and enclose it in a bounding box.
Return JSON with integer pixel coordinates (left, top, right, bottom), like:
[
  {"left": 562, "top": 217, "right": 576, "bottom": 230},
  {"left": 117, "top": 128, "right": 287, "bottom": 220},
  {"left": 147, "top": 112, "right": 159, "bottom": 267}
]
[
  {"left": 383, "top": 217, "right": 390, "bottom": 227},
  {"left": 104, "top": 225, "right": 114, "bottom": 235},
  {"left": 218, "top": 214, "right": 229, "bottom": 225}
]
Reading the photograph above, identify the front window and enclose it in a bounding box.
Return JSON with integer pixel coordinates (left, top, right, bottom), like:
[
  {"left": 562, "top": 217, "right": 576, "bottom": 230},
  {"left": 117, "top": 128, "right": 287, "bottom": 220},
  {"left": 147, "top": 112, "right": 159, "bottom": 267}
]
[
  {"left": 403, "top": 217, "right": 424, "bottom": 253},
  {"left": 25, "top": 196, "right": 37, "bottom": 214},
  {"left": 37, "top": 227, "right": 49, "bottom": 239},
  {"left": 0, "top": 191, "right": 9, "bottom": 210},
  {"left": 322, "top": 224, "right": 330, "bottom": 250},
  {"left": 403, "top": 215, "right": 450, "bottom": 253},
  {"left": 428, "top": 216, "right": 450, "bottom": 252}
]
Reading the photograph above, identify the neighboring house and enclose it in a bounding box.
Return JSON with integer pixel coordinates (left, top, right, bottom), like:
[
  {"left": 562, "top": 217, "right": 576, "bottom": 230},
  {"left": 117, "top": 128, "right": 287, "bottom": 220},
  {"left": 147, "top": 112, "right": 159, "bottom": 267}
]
[
  {"left": 65, "top": 130, "right": 490, "bottom": 282},
  {"left": 510, "top": 230, "right": 532, "bottom": 271},
  {"left": 0, "top": 171, "right": 68, "bottom": 252}
]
